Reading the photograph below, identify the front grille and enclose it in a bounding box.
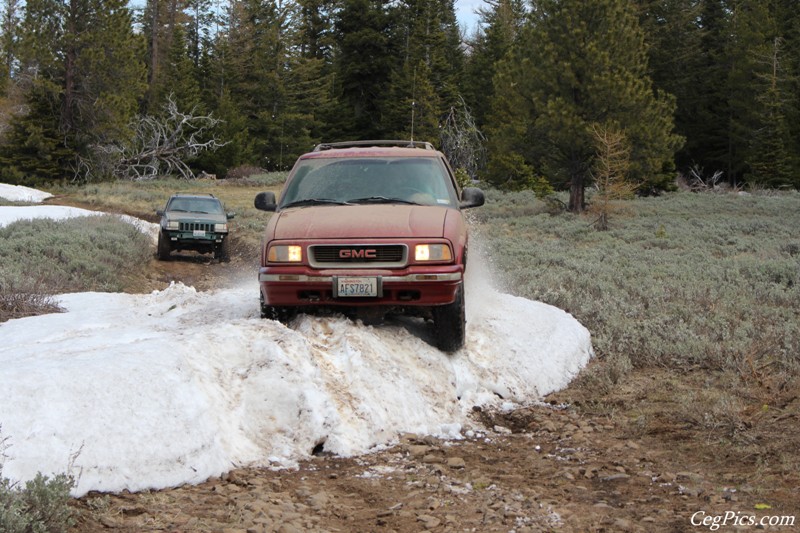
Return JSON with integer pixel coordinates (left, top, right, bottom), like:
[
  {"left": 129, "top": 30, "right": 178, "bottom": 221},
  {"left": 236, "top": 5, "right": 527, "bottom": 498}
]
[
  {"left": 310, "top": 244, "right": 406, "bottom": 267},
  {"left": 179, "top": 222, "right": 214, "bottom": 232}
]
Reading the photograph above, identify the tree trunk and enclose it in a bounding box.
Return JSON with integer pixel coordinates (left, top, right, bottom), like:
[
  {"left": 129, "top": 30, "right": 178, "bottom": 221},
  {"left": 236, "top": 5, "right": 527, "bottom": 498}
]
[{"left": 568, "top": 171, "right": 585, "bottom": 213}]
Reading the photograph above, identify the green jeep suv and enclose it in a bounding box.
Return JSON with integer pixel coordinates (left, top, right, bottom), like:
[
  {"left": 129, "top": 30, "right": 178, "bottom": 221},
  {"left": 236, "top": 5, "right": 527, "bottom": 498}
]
[{"left": 156, "top": 193, "right": 235, "bottom": 262}]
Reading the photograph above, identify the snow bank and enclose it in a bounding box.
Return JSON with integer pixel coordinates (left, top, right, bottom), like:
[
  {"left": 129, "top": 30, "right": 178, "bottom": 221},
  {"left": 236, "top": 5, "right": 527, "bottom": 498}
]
[{"left": 0, "top": 276, "right": 593, "bottom": 496}]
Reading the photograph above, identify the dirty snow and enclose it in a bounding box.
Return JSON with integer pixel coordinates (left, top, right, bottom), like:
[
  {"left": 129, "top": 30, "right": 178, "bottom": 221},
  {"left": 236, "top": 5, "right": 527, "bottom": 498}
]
[{"left": 0, "top": 186, "right": 593, "bottom": 497}]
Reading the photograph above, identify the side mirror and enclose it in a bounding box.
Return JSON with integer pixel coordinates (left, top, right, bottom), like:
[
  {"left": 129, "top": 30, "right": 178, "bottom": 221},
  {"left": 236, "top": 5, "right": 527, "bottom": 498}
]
[
  {"left": 227, "top": 212, "right": 236, "bottom": 220},
  {"left": 156, "top": 209, "right": 164, "bottom": 217},
  {"left": 254, "top": 192, "right": 277, "bottom": 212},
  {"left": 459, "top": 187, "right": 485, "bottom": 209}
]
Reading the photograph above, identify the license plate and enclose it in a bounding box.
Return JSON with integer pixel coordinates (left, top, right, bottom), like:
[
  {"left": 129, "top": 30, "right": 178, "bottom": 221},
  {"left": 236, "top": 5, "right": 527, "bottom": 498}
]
[
  {"left": 336, "top": 277, "right": 378, "bottom": 297},
  {"left": 193, "top": 229, "right": 206, "bottom": 237}
]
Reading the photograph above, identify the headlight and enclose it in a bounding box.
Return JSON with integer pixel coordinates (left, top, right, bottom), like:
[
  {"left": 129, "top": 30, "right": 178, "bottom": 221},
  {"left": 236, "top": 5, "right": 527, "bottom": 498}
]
[
  {"left": 167, "top": 220, "right": 180, "bottom": 230},
  {"left": 268, "top": 245, "right": 303, "bottom": 262},
  {"left": 415, "top": 244, "right": 452, "bottom": 262},
  {"left": 214, "top": 223, "right": 228, "bottom": 232}
]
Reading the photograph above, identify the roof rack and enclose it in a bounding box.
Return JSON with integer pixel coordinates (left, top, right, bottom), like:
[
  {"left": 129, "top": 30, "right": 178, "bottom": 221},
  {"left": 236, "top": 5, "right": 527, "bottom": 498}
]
[{"left": 313, "top": 140, "right": 435, "bottom": 152}]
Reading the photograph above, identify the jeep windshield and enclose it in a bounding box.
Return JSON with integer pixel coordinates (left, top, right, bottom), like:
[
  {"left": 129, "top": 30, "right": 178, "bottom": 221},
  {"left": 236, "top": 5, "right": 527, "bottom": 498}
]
[
  {"left": 167, "top": 197, "right": 224, "bottom": 214},
  {"left": 279, "top": 157, "right": 458, "bottom": 209}
]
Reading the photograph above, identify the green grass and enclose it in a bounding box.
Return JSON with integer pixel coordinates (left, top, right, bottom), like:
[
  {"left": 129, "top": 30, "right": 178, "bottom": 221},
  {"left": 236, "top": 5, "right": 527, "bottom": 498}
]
[{"left": 475, "top": 189, "right": 800, "bottom": 383}]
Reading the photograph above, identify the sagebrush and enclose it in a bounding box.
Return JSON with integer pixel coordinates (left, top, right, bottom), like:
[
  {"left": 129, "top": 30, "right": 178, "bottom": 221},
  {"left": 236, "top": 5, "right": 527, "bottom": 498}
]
[
  {"left": 0, "top": 215, "right": 153, "bottom": 322},
  {"left": 477, "top": 190, "right": 800, "bottom": 381},
  {"left": 0, "top": 430, "right": 75, "bottom": 533}
]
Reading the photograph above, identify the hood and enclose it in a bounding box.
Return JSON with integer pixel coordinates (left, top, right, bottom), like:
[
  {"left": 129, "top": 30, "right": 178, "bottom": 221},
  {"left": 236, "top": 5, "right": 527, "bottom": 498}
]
[
  {"left": 272, "top": 204, "right": 448, "bottom": 240},
  {"left": 166, "top": 210, "right": 228, "bottom": 224}
]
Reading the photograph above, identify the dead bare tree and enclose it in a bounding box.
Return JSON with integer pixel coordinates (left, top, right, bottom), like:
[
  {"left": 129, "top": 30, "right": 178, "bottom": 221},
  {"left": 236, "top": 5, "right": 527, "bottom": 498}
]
[
  {"left": 439, "top": 97, "right": 487, "bottom": 185},
  {"left": 79, "top": 95, "right": 227, "bottom": 182},
  {"left": 687, "top": 165, "right": 725, "bottom": 191}
]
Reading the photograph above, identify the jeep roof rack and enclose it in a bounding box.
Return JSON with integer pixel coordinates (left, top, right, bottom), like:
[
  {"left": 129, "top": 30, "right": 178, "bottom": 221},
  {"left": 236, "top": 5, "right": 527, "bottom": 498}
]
[
  {"left": 171, "top": 192, "right": 218, "bottom": 199},
  {"left": 313, "top": 140, "right": 435, "bottom": 152}
]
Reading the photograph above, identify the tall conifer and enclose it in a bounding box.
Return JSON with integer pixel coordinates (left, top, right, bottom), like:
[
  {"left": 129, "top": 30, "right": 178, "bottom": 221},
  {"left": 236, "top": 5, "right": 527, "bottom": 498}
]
[
  {"left": 488, "top": 0, "right": 682, "bottom": 211},
  {"left": 1, "top": 0, "right": 145, "bottom": 183}
]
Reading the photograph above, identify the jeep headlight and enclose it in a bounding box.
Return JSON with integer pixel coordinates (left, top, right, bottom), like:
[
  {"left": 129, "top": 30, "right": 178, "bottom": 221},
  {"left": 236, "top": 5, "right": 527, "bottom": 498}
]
[
  {"left": 415, "top": 244, "right": 452, "bottom": 262},
  {"left": 167, "top": 220, "right": 180, "bottom": 230},
  {"left": 268, "top": 245, "right": 303, "bottom": 262},
  {"left": 214, "top": 223, "right": 228, "bottom": 232}
]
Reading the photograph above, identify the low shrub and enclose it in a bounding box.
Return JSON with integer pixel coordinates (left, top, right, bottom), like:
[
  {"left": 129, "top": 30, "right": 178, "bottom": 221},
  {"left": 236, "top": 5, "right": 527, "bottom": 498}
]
[
  {"left": 0, "top": 215, "right": 152, "bottom": 322},
  {"left": 477, "top": 190, "right": 800, "bottom": 381},
  {"left": 0, "top": 430, "right": 75, "bottom": 533}
]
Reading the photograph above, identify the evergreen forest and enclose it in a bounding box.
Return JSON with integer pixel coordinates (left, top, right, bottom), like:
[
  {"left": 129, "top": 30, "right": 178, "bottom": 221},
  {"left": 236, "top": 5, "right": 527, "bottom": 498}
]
[{"left": 0, "top": 0, "right": 798, "bottom": 208}]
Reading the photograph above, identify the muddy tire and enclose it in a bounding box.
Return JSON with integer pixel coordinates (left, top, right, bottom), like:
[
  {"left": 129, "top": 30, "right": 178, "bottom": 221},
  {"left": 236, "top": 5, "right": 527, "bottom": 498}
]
[
  {"left": 216, "top": 236, "right": 231, "bottom": 262},
  {"left": 432, "top": 283, "right": 465, "bottom": 352},
  {"left": 157, "top": 231, "right": 171, "bottom": 260}
]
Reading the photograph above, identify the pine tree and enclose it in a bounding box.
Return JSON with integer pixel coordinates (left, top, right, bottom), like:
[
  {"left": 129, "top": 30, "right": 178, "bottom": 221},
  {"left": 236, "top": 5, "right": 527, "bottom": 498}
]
[
  {"left": 381, "top": 0, "right": 464, "bottom": 141},
  {"left": 637, "top": 0, "right": 704, "bottom": 172},
  {"left": 463, "top": 0, "right": 526, "bottom": 128},
  {"left": 194, "top": 87, "right": 253, "bottom": 176},
  {"left": 0, "top": 0, "right": 21, "bottom": 95},
  {"left": 143, "top": 0, "right": 190, "bottom": 112},
  {"left": 746, "top": 36, "right": 795, "bottom": 186},
  {"left": 331, "top": 0, "right": 395, "bottom": 140},
  {"left": 775, "top": 0, "right": 800, "bottom": 183},
  {"left": 1, "top": 0, "right": 146, "bottom": 183},
  {"left": 221, "top": 0, "right": 327, "bottom": 169},
  {"left": 487, "top": 0, "right": 683, "bottom": 211},
  {"left": 161, "top": 24, "right": 203, "bottom": 114},
  {"left": 296, "top": 0, "right": 336, "bottom": 61},
  {"left": 382, "top": 60, "right": 440, "bottom": 141}
]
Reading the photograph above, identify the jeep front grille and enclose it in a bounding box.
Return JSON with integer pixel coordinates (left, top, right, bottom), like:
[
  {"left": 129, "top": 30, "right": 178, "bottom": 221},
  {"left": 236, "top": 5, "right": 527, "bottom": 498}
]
[
  {"left": 179, "top": 222, "right": 214, "bottom": 232},
  {"left": 310, "top": 244, "right": 407, "bottom": 268}
]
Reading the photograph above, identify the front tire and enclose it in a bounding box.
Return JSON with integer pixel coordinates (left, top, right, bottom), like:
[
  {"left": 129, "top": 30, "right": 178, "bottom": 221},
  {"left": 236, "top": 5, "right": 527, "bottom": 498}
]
[
  {"left": 260, "top": 291, "right": 296, "bottom": 324},
  {"left": 157, "top": 231, "right": 171, "bottom": 260},
  {"left": 432, "top": 283, "right": 466, "bottom": 352},
  {"left": 216, "top": 236, "right": 231, "bottom": 262}
]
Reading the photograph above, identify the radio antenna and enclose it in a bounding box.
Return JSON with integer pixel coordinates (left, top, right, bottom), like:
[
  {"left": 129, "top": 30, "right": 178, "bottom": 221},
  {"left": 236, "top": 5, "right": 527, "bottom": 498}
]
[{"left": 410, "top": 101, "right": 416, "bottom": 142}]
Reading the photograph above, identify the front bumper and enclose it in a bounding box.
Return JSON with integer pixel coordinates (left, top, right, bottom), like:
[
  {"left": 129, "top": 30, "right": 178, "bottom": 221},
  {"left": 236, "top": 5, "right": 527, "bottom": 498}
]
[
  {"left": 165, "top": 230, "right": 227, "bottom": 245},
  {"left": 259, "top": 265, "right": 463, "bottom": 307}
]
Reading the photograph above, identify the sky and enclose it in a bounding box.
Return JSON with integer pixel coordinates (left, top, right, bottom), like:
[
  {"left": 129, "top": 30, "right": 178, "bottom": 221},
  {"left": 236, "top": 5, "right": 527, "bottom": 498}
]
[
  {"left": 0, "top": 185, "right": 593, "bottom": 498},
  {"left": 126, "top": 0, "right": 486, "bottom": 36},
  {"left": 456, "top": 0, "right": 485, "bottom": 34}
]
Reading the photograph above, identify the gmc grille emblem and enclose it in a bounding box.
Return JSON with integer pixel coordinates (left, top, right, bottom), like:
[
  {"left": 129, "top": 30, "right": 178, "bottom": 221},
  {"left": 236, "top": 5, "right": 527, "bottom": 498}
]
[{"left": 339, "top": 249, "right": 377, "bottom": 259}]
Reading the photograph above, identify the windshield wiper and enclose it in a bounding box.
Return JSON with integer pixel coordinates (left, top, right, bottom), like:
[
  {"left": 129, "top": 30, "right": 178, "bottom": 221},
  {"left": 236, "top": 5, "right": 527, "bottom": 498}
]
[
  {"left": 282, "top": 198, "right": 352, "bottom": 208},
  {"left": 348, "top": 196, "right": 420, "bottom": 205}
]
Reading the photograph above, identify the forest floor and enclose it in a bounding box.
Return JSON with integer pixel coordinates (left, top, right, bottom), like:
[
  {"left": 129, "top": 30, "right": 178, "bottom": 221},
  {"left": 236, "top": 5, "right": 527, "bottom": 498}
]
[{"left": 67, "top": 244, "right": 800, "bottom": 533}]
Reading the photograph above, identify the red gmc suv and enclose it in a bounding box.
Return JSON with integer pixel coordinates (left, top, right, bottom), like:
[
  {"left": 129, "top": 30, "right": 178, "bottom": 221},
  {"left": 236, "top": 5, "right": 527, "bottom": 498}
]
[{"left": 253, "top": 140, "right": 485, "bottom": 351}]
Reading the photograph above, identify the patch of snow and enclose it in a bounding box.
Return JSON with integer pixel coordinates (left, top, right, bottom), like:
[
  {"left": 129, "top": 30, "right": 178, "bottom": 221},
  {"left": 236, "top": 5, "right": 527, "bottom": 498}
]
[
  {"left": 0, "top": 183, "right": 53, "bottom": 203},
  {"left": 0, "top": 205, "right": 159, "bottom": 243}
]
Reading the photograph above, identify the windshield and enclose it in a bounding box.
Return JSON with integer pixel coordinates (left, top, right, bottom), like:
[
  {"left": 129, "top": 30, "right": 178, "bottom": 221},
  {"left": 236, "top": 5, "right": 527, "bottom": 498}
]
[
  {"left": 279, "top": 157, "right": 458, "bottom": 209},
  {"left": 167, "top": 197, "right": 224, "bottom": 214}
]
